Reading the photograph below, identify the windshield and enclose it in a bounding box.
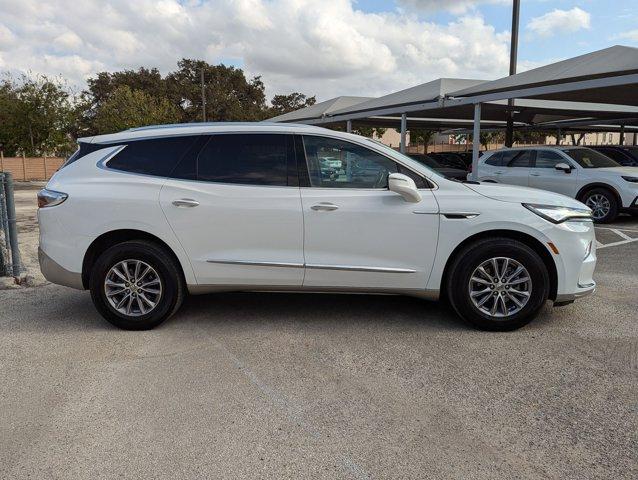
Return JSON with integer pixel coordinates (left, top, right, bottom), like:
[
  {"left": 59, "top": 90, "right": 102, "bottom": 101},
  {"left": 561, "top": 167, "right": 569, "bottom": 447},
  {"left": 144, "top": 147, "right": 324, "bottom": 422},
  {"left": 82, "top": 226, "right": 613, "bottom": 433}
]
[{"left": 561, "top": 148, "right": 620, "bottom": 168}]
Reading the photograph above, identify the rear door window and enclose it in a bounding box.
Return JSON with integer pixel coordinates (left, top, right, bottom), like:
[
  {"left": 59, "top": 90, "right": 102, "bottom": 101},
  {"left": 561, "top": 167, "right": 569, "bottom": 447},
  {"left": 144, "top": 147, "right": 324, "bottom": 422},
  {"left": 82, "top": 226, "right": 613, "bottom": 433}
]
[
  {"left": 107, "top": 136, "right": 198, "bottom": 177},
  {"left": 196, "top": 134, "right": 289, "bottom": 186},
  {"left": 507, "top": 150, "right": 534, "bottom": 167},
  {"left": 484, "top": 152, "right": 504, "bottom": 166}
]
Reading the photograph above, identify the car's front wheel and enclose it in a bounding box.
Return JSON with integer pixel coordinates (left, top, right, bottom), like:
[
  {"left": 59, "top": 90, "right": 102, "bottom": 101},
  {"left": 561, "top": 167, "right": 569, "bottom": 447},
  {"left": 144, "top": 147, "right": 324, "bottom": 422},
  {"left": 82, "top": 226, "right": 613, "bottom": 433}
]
[
  {"left": 581, "top": 188, "right": 618, "bottom": 223},
  {"left": 89, "top": 240, "right": 185, "bottom": 330},
  {"left": 446, "top": 238, "right": 550, "bottom": 331}
]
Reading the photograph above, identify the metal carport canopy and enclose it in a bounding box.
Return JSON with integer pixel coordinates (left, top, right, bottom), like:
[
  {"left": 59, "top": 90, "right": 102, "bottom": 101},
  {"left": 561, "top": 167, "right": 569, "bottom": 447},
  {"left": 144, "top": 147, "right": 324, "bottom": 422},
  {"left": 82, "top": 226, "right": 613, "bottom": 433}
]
[{"left": 443, "top": 45, "right": 638, "bottom": 178}]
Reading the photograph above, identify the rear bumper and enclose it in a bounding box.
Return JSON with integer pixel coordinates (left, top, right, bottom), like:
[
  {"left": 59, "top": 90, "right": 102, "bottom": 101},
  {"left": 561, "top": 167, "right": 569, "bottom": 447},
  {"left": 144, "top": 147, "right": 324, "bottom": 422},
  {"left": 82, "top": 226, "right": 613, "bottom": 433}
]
[{"left": 38, "top": 247, "right": 84, "bottom": 290}]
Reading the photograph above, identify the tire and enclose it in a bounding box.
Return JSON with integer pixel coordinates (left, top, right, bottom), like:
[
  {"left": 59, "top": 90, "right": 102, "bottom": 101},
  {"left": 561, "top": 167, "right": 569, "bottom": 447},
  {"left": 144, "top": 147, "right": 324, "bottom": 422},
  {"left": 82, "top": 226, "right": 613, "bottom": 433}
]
[
  {"left": 581, "top": 187, "right": 618, "bottom": 223},
  {"left": 89, "top": 240, "right": 185, "bottom": 330},
  {"left": 446, "top": 238, "right": 549, "bottom": 331}
]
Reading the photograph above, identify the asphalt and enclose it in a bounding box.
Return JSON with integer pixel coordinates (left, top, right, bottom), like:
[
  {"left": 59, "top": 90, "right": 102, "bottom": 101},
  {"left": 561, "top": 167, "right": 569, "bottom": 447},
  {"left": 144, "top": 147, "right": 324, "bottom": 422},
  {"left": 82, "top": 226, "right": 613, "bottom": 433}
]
[{"left": 1, "top": 217, "right": 637, "bottom": 479}]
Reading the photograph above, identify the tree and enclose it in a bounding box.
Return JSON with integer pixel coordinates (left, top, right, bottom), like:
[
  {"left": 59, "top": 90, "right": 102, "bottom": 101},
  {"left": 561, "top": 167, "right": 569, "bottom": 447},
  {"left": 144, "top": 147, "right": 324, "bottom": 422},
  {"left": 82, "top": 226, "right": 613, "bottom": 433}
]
[
  {"left": 409, "top": 128, "right": 435, "bottom": 153},
  {"left": 270, "top": 92, "right": 316, "bottom": 116},
  {"left": 92, "top": 85, "right": 180, "bottom": 134},
  {"left": 166, "top": 59, "right": 267, "bottom": 122},
  {"left": 0, "top": 74, "right": 77, "bottom": 156},
  {"left": 479, "top": 131, "right": 504, "bottom": 150},
  {"left": 352, "top": 126, "right": 387, "bottom": 139}
]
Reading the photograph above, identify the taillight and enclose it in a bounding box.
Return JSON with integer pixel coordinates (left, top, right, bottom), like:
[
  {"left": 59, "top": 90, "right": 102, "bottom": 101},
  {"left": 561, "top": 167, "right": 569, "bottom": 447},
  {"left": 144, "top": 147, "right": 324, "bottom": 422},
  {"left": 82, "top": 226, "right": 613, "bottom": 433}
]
[{"left": 37, "top": 189, "right": 68, "bottom": 208}]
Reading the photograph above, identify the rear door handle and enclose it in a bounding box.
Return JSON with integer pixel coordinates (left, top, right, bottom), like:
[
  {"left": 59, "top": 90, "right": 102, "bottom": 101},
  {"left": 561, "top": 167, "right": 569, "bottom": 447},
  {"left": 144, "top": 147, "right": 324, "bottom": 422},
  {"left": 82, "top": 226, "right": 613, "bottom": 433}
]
[
  {"left": 494, "top": 171, "right": 503, "bottom": 175},
  {"left": 530, "top": 173, "right": 540, "bottom": 177},
  {"left": 311, "top": 202, "right": 339, "bottom": 212},
  {"left": 172, "top": 198, "right": 200, "bottom": 208}
]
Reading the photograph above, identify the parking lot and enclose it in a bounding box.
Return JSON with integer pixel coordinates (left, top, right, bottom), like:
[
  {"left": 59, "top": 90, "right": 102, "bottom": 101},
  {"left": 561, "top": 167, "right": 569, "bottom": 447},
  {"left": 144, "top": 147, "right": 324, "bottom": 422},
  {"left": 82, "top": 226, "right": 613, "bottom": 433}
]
[{"left": 1, "top": 185, "right": 636, "bottom": 479}]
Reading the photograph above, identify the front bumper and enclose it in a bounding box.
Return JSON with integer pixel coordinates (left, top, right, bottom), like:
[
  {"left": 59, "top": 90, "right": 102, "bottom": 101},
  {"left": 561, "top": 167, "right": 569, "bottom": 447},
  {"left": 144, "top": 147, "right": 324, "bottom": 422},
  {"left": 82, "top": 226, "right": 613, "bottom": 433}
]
[{"left": 38, "top": 247, "right": 84, "bottom": 290}]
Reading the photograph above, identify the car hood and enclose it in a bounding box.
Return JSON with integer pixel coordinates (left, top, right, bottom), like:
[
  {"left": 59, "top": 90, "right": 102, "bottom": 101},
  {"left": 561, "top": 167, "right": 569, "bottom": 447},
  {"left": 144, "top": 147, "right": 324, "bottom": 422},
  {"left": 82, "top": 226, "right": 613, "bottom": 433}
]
[{"left": 464, "top": 182, "right": 586, "bottom": 208}]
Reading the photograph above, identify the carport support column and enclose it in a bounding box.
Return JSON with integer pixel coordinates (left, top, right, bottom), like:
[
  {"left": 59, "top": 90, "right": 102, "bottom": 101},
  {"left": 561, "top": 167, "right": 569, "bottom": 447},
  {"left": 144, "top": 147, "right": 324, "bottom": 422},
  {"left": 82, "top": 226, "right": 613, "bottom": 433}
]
[
  {"left": 346, "top": 120, "right": 352, "bottom": 133},
  {"left": 619, "top": 125, "right": 625, "bottom": 145},
  {"left": 471, "top": 103, "right": 481, "bottom": 181},
  {"left": 400, "top": 113, "right": 407, "bottom": 154}
]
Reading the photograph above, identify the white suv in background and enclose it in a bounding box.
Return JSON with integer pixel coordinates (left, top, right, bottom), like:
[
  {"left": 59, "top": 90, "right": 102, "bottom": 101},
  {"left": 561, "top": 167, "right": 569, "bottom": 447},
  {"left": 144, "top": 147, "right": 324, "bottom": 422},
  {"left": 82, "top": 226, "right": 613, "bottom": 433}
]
[
  {"left": 39, "top": 123, "right": 596, "bottom": 331},
  {"left": 476, "top": 146, "right": 638, "bottom": 222}
]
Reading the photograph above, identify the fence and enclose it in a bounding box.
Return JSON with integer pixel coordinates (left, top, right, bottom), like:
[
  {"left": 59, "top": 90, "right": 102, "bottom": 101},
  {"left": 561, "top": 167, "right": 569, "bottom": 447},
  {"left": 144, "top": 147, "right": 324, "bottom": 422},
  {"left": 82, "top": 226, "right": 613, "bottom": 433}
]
[
  {"left": 0, "top": 153, "right": 64, "bottom": 181},
  {"left": 0, "top": 172, "right": 22, "bottom": 277}
]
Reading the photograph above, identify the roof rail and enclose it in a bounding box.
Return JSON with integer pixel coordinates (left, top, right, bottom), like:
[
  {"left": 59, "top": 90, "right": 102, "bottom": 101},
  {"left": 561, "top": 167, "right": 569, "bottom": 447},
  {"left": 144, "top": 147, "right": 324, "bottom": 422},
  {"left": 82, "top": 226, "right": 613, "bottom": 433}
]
[{"left": 127, "top": 121, "right": 316, "bottom": 132}]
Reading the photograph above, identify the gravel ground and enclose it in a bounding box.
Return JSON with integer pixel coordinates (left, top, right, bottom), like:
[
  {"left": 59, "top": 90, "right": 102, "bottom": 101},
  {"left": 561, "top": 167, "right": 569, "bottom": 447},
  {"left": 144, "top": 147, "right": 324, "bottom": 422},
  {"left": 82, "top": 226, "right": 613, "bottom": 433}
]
[{"left": 0, "top": 185, "right": 636, "bottom": 479}]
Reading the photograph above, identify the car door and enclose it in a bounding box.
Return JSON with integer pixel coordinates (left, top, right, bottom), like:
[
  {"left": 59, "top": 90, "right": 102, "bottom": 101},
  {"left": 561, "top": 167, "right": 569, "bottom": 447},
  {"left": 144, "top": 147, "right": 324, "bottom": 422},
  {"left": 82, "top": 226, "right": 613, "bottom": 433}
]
[
  {"left": 528, "top": 149, "right": 578, "bottom": 196},
  {"left": 298, "top": 134, "right": 439, "bottom": 291},
  {"left": 160, "top": 133, "right": 304, "bottom": 287},
  {"left": 497, "top": 150, "right": 533, "bottom": 187}
]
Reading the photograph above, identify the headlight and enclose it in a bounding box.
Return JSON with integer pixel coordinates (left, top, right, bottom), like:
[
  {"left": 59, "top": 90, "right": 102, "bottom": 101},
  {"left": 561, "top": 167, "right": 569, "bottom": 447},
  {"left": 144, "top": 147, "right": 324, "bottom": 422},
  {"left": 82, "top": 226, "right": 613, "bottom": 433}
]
[
  {"left": 621, "top": 176, "right": 638, "bottom": 183},
  {"left": 523, "top": 203, "right": 592, "bottom": 223}
]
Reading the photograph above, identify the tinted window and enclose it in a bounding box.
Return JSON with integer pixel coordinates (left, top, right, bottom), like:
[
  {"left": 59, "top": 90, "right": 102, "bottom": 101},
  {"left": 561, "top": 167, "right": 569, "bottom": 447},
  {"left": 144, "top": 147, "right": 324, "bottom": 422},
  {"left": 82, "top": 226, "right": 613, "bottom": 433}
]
[
  {"left": 485, "top": 152, "right": 504, "bottom": 166},
  {"left": 561, "top": 148, "right": 619, "bottom": 168},
  {"left": 197, "top": 134, "right": 288, "bottom": 186},
  {"left": 62, "top": 142, "right": 106, "bottom": 168},
  {"left": 507, "top": 150, "right": 533, "bottom": 167},
  {"left": 108, "top": 136, "right": 198, "bottom": 177},
  {"left": 596, "top": 148, "right": 632, "bottom": 165},
  {"left": 534, "top": 150, "right": 566, "bottom": 168},
  {"left": 302, "top": 136, "right": 400, "bottom": 188}
]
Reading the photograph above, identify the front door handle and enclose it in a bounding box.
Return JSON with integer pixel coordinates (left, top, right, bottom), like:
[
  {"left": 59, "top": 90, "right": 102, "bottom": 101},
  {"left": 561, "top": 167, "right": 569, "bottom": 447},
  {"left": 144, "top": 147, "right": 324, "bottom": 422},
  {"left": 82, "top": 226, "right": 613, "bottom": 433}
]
[
  {"left": 311, "top": 202, "right": 339, "bottom": 212},
  {"left": 172, "top": 198, "right": 200, "bottom": 208},
  {"left": 530, "top": 173, "right": 541, "bottom": 177}
]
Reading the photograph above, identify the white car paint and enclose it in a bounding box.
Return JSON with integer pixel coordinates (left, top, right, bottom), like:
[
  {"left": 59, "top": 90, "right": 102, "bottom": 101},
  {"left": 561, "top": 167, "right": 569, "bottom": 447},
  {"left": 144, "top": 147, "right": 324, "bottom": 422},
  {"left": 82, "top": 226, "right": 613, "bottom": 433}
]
[
  {"left": 39, "top": 123, "right": 596, "bottom": 309},
  {"left": 476, "top": 146, "right": 638, "bottom": 210}
]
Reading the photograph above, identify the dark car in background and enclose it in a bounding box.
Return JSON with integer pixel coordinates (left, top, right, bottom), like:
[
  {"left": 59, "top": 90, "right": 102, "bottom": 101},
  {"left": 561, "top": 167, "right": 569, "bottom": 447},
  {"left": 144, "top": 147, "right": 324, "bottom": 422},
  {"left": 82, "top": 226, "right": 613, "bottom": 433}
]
[
  {"left": 427, "top": 152, "right": 469, "bottom": 170},
  {"left": 588, "top": 145, "right": 638, "bottom": 166},
  {"left": 408, "top": 154, "right": 469, "bottom": 180}
]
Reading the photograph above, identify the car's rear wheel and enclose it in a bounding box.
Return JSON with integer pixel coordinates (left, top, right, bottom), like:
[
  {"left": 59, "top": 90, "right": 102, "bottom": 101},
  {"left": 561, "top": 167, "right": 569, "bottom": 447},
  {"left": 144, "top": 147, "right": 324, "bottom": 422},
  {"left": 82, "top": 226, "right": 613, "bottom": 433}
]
[
  {"left": 90, "top": 240, "right": 185, "bottom": 330},
  {"left": 446, "top": 238, "right": 549, "bottom": 331},
  {"left": 581, "top": 188, "right": 618, "bottom": 223}
]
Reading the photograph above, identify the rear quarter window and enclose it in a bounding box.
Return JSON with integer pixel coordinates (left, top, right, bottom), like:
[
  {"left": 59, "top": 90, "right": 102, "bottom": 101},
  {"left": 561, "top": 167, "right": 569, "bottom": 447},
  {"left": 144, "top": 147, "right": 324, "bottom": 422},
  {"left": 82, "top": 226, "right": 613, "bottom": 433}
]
[
  {"left": 484, "top": 152, "right": 503, "bottom": 166},
  {"left": 107, "top": 136, "right": 198, "bottom": 177}
]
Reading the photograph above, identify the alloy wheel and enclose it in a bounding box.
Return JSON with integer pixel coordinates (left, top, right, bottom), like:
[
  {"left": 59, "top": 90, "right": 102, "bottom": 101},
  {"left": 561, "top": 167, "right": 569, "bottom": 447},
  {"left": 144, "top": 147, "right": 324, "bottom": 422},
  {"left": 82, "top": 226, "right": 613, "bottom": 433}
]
[
  {"left": 585, "top": 194, "right": 611, "bottom": 220},
  {"left": 104, "top": 259, "right": 163, "bottom": 317},
  {"left": 468, "top": 257, "right": 532, "bottom": 318}
]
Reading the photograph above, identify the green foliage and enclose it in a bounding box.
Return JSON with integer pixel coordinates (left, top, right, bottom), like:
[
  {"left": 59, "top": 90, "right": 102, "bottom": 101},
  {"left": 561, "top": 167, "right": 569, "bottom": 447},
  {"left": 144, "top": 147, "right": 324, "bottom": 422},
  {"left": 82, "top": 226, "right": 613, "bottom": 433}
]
[
  {"left": 352, "top": 126, "right": 387, "bottom": 138},
  {"left": 410, "top": 128, "right": 435, "bottom": 146},
  {"left": 270, "top": 92, "right": 316, "bottom": 116},
  {"left": 479, "top": 131, "right": 504, "bottom": 149},
  {"left": 92, "top": 86, "right": 181, "bottom": 134},
  {"left": 0, "top": 61, "right": 317, "bottom": 154},
  {"left": 165, "top": 59, "right": 267, "bottom": 122},
  {"left": 0, "top": 74, "right": 77, "bottom": 156}
]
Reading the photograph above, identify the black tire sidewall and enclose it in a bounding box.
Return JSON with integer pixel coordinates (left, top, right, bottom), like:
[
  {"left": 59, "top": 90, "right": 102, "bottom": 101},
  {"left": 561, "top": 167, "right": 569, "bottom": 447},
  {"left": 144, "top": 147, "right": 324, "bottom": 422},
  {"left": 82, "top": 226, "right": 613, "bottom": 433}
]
[
  {"left": 583, "top": 188, "right": 618, "bottom": 223},
  {"left": 90, "top": 241, "right": 180, "bottom": 330},
  {"left": 448, "top": 240, "right": 549, "bottom": 331}
]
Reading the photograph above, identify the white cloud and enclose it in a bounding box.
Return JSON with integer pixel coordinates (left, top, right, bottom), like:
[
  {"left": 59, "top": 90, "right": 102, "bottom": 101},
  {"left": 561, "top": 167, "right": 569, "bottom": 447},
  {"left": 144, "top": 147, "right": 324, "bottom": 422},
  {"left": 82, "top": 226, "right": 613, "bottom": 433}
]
[
  {"left": 0, "top": 0, "right": 512, "bottom": 100},
  {"left": 617, "top": 29, "right": 638, "bottom": 42},
  {"left": 527, "top": 7, "right": 591, "bottom": 38},
  {"left": 397, "top": 0, "right": 509, "bottom": 15}
]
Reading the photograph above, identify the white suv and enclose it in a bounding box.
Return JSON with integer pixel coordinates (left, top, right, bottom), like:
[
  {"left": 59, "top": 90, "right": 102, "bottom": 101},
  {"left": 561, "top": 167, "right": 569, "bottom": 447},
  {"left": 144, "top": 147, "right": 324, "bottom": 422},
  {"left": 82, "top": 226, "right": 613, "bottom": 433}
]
[
  {"left": 476, "top": 146, "right": 638, "bottom": 222},
  {"left": 38, "top": 123, "right": 597, "bottom": 331}
]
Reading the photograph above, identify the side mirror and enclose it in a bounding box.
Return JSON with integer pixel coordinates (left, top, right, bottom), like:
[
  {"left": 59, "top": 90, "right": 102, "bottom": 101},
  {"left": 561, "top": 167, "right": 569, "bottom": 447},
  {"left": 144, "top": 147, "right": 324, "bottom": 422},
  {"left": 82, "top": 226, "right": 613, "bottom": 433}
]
[
  {"left": 555, "top": 162, "right": 572, "bottom": 173},
  {"left": 388, "top": 173, "right": 421, "bottom": 203}
]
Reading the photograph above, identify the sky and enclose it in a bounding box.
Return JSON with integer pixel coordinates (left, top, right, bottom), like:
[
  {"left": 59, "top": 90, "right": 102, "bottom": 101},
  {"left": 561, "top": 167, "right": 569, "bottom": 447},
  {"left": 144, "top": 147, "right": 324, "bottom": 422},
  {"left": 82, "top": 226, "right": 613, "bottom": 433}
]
[{"left": 0, "top": 0, "right": 636, "bottom": 102}]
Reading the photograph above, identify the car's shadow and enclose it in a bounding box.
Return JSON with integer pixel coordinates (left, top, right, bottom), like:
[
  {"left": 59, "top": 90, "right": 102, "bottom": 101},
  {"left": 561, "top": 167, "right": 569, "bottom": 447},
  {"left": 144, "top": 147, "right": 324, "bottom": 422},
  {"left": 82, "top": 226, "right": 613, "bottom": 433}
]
[
  {"left": 10, "top": 286, "right": 468, "bottom": 333},
  {"left": 175, "top": 291, "right": 468, "bottom": 332}
]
